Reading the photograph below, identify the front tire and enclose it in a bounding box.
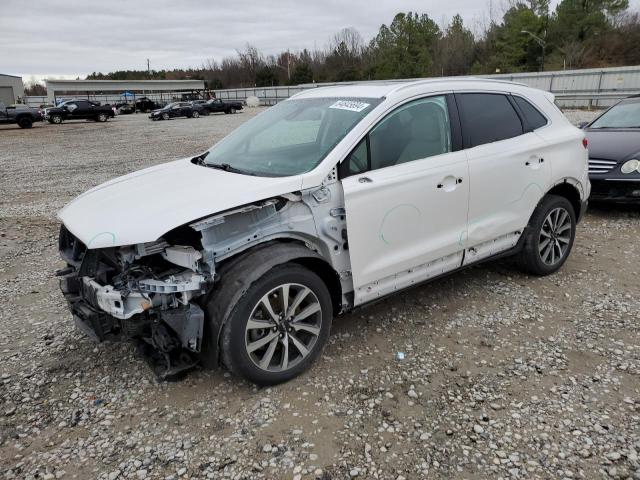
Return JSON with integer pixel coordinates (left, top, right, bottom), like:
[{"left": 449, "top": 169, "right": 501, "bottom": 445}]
[
  {"left": 192, "top": 110, "right": 200, "bottom": 118},
  {"left": 97, "top": 113, "right": 108, "bottom": 122},
  {"left": 50, "top": 114, "right": 62, "bottom": 124},
  {"left": 517, "top": 194, "right": 576, "bottom": 276},
  {"left": 162, "top": 112, "right": 170, "bottom": 121},
  {"left": 219, "top": 264, "right": 332, "bottom": 385}
]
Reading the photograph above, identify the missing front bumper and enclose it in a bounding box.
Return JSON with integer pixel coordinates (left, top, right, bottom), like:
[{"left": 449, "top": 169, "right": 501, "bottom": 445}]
[{"left": 58, "top": 269, "right": 206, "bottom": 379}]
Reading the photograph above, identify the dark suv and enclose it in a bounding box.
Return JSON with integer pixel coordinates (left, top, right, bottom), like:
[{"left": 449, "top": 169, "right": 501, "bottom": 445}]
[{"left": 46, "top": 100, "right": 115, "bottom": 124}]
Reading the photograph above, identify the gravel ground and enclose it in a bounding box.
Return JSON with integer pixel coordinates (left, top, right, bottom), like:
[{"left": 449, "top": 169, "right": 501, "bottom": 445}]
[{"left": 1, "top": 108, "right": 639, "bottom": 480}]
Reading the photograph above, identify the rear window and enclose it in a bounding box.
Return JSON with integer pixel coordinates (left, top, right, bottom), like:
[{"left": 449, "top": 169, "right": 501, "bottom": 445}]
[
  {"left": 457, "top": 93, "right": 523, "bottom": 147},
  {"left": 513, "top": 96, "right": 548, "bottom": 130}
]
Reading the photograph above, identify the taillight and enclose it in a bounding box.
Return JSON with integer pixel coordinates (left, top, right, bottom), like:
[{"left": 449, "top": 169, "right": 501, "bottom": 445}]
[{"left": 582, "top": 137, "right": 588, "bottom": 149}]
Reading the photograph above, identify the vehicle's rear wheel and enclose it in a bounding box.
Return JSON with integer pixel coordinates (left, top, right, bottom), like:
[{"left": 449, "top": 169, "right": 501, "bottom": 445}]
[
  {"left": 97, "top": 113, "right": 108, "bottom": 122},
  {"left": 162, "top": 112, "right": 170, "bottom": 120},
  {"left": 192, "top": 111, "right": 200, "bottom": 118},
  {"left": 50, "top": 114, "right": 63, "bottom": 124},
  {"left": 218, "top": 264, "right": 332, "bottom": 385},
  {"left": 17, "top": 117, "right": 33, "bottom": 128},
  {"left": 517, "top": 194, "right": 576, "bottom": 276},
  {"left": 229, "top": 107, "right": 236, "bottom": 114}
]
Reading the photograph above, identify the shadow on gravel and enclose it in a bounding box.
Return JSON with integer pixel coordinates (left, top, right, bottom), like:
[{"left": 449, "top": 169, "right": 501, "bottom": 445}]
[{"left": 587, "top": 201, "right": 640, "bottom": 217}]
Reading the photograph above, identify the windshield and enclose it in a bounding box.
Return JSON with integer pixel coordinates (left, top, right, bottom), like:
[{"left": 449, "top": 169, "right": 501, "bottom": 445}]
[
  {"left": 590, "top": 100, "right": 640, "bottom": 129},
  {"left": 204, "top": 97, "right": 381, "bottom": 177}
]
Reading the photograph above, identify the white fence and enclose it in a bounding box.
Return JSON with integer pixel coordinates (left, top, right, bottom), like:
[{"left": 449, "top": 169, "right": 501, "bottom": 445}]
[{"left": 212, "top": 65, "right": 640, "bottom": 109}]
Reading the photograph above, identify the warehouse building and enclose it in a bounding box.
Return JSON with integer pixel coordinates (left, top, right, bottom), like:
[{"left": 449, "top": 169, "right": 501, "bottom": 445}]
[
  {"left": 0, "top": 74, "right": 24, "bottom": 105},
  {"left": 44, "top": 79, "right": 205, "bottom": 105}
]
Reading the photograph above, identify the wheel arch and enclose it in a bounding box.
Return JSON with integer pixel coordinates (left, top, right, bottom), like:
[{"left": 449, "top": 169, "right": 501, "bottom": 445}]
[
  {"left": 200, "top": 240, "right": 341, "bottom": 368},
  {"left": 546, "top": 178, "right": 583, "bottom": 222}
]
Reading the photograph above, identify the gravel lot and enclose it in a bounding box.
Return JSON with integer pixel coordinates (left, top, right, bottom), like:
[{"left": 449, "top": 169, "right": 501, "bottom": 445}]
[{"left": 1, "top": 109, "right": 639, "bottom": 480}]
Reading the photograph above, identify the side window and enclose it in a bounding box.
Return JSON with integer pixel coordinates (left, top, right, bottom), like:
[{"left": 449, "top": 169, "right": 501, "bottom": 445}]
[
  {"left": 66, "top": 103, "right": 78, "bottom": 112},
  {"left": 339, "top": 96, "right": 453, "bottom": 177},
  {"left": 457, "top": 93, "right": 523, "bottom": 147},
  {"left": 513, "top": 96, "right": 548, "bottom": 130},
  {"left": 340, "top": 138, "right": 368, "bottom": 177},
  {"left": 370, "top": 96, "right": 452, "bottom": 171}
]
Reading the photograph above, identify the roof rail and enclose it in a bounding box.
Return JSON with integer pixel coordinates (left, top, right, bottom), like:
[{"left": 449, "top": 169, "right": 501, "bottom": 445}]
[{"left": 387, "top": 76, "right": 529, "bottom": 96}]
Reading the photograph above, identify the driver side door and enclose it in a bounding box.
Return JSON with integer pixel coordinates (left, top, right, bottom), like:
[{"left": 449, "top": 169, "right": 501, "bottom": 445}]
[{"left": 341, "top": 95, "right": 470, "bottom": 305}]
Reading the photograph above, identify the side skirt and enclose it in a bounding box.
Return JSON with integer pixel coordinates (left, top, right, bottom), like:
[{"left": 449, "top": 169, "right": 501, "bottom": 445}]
[{"left": 350, "top": 229, "right": 527, "bottom": 311}]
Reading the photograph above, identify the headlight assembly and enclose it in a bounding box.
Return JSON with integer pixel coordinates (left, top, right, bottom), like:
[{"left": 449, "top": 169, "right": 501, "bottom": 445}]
[{"left": 621, "top": 159, "right": 640, "bottom": 174}]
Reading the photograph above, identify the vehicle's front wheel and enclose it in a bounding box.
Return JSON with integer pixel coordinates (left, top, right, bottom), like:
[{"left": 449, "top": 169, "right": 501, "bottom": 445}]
[
  {"left": 517, "top": 194, "right": 576, "bottom": 276},
  {"left": 97, "top": 113, "right": 108, "bottom": 122},
  {"left": 192, "top": 110, "right": 200, "bottom": 118},
  {"left": 162, "top": 112, "right": 170, "bottom": 120},
  {"left": 229, "top": 107, "right": 236, "bottom": 114},
  {"left": 219, "top": 264, "right": 332, "bottom": 385},
  {"left": 17, "top": 117, "right": 33, "bottom": 128},
  {"left": 50, "top": 114, "right": 63, "bottom": 124}
]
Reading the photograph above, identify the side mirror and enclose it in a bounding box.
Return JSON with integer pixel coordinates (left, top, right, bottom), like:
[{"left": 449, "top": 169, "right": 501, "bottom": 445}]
[{"left": 577, "top": 121, "right": 589, "bottom": 129}]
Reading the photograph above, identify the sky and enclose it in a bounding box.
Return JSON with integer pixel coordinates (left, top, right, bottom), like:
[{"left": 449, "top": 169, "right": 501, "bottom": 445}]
[{"left": 1, "top": 0, "right": 637, "bottom": 84}]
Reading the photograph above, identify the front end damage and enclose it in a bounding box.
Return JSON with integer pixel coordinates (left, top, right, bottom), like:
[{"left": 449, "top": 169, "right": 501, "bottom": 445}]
[
  {"left": 56, "top": 184, "right": 353, "bottom": 379},
  {"left": 57, "top": 225, "right": 209, "bottom": 378}
]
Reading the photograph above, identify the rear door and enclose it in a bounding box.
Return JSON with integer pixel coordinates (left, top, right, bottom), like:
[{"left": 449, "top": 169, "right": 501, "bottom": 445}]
[
  {"left": 455, "top": 92, "right": 551, "bottom": 260},
  {"left": 342, "top": 95, "right": 469, "bottom": 305}
]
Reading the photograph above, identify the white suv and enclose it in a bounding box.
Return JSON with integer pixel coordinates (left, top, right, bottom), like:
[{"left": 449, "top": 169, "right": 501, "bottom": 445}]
[{"left": 57, "top": 79, "right": 590, "bottom": 384}]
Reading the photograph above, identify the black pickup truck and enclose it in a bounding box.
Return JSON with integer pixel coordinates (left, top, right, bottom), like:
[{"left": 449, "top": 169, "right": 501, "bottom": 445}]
[
  {"left": 0, "top": 102, "right": 43, "bottom": 128},
  {"left": 45, "top": 99, "right": 115, "bottom": 124},
  {"left": 195, "top": 99, "right": 243, "bottom": 115}
]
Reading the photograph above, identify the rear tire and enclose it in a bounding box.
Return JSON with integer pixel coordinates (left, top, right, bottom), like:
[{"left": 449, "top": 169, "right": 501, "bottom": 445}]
[
  {"left": 97, "top": 113, "right": 108, "bottom": 122},
  {"left": 216, "top": 264, "right": 332, "bottom": 385},
  {"left": 192, "top": 111, "right": 200, "bottom": 118},
  {"left": 517, "top": 194, "right": 576, "bottom": 276},
  {"left": 229, "top": 107, "right": 236, "bottom": 114},
  {"left": 17, "top": 117, "right": 33, "bottom": 128}
]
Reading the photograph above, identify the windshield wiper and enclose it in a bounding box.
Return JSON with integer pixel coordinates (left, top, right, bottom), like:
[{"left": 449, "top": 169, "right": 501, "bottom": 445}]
[{"left": 207, "top": 162, "right": 256, "bottom": 176}]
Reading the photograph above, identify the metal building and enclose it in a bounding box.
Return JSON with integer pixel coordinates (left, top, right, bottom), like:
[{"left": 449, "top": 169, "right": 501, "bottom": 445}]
[
  {"left": 44, "top": 79, "right": 205, "bottom": 104},
  {"left": 0, "top": 74, "right": 25, "bottom": 105}
]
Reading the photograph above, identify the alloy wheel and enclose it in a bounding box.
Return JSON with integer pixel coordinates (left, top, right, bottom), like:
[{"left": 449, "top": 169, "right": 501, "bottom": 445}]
[
  {"left": 244, "top": 283, "right": 322, "bottom": 372},
  {"left": 538, "top": 207, "right": 572, "bottom": 265}
]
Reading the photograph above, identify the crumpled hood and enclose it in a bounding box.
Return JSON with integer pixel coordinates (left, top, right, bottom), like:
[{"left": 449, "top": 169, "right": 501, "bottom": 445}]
[{"left": 58, "top": 158, "right": 303, "bottom": 249}]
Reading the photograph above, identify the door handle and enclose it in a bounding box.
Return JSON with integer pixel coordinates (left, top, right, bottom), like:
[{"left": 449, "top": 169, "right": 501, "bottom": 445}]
[
  {"left": 526, "top": 157, "right": 544, "bottom": 166},
  {"left": 439, "top": 177, "right": 463, "bottom": 188},
  {"left": 358, "top": 176, "right": 373, "bottom": 183}
]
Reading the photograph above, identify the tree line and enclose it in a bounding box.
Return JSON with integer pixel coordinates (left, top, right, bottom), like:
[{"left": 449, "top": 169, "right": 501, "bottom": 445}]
[{"left": 71, "top": 0, "right": 640, "bottom": 92}]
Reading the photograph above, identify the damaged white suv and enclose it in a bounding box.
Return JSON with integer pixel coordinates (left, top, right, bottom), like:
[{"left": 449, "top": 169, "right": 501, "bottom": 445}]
[{"left": 57, "top": 79, "right": 590, "bottom": 384}]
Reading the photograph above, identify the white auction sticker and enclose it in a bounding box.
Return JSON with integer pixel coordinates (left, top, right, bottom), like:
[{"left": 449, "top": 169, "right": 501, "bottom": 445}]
[{"left": 329, "top": 100, "right": 370, "bottom": 112}]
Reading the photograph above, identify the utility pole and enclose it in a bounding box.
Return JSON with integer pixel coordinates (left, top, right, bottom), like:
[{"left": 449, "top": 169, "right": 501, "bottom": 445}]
[{"left": 147, "top": 58, "right": 150, "bottom": 77}]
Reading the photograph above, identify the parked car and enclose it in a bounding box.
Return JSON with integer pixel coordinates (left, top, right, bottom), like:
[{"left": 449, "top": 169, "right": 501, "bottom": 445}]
[
  {"left": 56, "top": 79, "right": 589, "bottom": 384},
  {"left": 115, "top": 102, "right": 135, "bottom": 115},
  {"left": 135, "top": 97, "right": 160, "bottom": 112},
  {"left": 46, "top": 99, "right": 115, "bottom": 124},
  {"left": 580, "top": 95, "right": 640, "bottom": 202},
  {"left": 149, "top": 101, "right": 203, "bottom": 120},
  {"left": 0, "top": 102, "right": 43, "bottom": 128},
  {"left": 197, "top": 98, "right": 243, "bottom": 115}
]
